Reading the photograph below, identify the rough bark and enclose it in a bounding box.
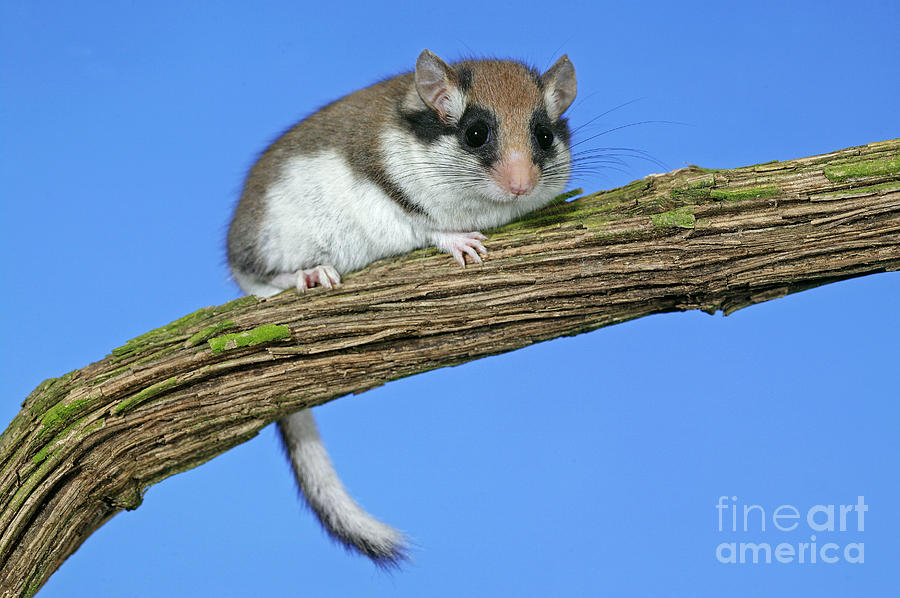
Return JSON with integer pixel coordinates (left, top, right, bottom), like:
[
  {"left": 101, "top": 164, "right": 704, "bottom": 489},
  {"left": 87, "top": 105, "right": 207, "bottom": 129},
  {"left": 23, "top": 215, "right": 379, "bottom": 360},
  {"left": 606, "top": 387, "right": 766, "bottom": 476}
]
[{"left": 2, "top": 139, "right": 899, "bottom": 595}]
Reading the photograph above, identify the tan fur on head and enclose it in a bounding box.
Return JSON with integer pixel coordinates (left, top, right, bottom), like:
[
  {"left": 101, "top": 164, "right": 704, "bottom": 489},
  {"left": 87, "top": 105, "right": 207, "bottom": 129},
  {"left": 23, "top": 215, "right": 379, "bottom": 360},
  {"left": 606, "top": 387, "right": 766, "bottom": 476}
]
[
  {"left": 464, "top": 60, "right": 544, "bottom": 155},
  {"left": 461, "top": 60, "right": 546, "bottom": 196}
]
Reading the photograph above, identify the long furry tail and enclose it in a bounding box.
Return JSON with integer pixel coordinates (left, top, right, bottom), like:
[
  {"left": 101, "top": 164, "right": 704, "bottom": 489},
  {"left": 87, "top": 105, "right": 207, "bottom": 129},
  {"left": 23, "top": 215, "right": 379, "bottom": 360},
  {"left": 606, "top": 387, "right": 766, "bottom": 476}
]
[{"left": 278, "top": 409, "right": 408, "bottom": 566}]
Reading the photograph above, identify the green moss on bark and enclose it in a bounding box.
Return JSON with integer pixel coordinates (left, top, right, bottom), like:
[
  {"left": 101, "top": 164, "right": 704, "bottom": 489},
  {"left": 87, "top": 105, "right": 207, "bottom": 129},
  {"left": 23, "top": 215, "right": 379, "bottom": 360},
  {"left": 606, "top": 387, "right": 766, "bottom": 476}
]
[
  {"left": 824, "top": 156, "right": 900, "bottom": 181},
  {"left": 652, "top": 206, "right": 696, "bottom": 228},
  {"left": 113, "top": 377, "right": 179, "bottom": 414},
  {"left": 207, "top": 324, "right": 291, "bottom": 353},
  {"left": 709, "top": 185, "right": 779, "bottom": 202}
]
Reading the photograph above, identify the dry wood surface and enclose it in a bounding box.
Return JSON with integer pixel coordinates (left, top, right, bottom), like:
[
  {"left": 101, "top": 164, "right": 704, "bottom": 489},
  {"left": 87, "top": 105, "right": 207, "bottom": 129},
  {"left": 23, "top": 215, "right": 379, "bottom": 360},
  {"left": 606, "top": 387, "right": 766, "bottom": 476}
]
[{"left": 1, "top": 138, "right": 898, "bottom": 595}]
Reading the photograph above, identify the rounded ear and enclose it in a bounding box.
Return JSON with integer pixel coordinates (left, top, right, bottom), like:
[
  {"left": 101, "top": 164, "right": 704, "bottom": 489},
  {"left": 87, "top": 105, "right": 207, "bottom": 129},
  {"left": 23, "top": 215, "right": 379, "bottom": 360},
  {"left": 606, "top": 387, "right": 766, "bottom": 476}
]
[
  {"left": 541, "top": 55, "right": 577, "bottom": 120},
  {"left": 415, "top": 49, "right": 463, "bottom": 123}
]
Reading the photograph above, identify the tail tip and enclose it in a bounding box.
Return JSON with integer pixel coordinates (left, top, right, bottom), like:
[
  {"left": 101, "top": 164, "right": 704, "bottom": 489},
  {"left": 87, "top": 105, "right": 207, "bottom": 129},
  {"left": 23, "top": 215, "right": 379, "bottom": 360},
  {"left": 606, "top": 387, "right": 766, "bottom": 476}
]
[{"left": 337, "top": 528, "right": 411, "bottom": 569}]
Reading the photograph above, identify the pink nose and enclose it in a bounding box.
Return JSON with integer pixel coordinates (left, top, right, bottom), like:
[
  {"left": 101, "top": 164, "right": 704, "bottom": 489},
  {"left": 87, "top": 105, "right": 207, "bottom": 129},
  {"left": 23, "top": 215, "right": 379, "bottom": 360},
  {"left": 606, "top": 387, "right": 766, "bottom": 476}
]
[
  {"left": 507, "top": 177, "right": 532, "bottom": 196},
  {"left": 497, "top": 151, "right": 536, "bottom": 196}
]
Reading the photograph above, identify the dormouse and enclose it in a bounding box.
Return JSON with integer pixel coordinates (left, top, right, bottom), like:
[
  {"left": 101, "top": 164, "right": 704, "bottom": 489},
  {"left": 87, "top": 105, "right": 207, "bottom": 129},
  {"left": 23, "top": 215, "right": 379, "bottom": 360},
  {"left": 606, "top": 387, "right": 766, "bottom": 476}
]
[{"left": 227, "top": 49, "right": 576, "bottom": 564}]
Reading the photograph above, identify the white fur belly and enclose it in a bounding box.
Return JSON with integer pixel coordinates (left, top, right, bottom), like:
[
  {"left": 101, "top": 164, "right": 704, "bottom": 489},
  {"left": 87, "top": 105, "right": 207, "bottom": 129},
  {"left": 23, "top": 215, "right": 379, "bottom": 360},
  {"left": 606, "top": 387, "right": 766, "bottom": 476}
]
[{"left": 259, "top": 151, "right": 425, "bottom": 274}]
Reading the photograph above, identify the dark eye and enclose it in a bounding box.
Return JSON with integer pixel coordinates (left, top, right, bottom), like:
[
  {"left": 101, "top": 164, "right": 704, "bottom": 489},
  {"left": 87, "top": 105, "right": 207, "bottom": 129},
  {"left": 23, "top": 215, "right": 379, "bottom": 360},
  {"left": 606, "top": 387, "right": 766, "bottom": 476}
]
[
  {"left": 534, "top": 124, "right": 554, "bottom": 150},
  {"left": 464, "top": 121, "right": 490, "bottom": 148}
]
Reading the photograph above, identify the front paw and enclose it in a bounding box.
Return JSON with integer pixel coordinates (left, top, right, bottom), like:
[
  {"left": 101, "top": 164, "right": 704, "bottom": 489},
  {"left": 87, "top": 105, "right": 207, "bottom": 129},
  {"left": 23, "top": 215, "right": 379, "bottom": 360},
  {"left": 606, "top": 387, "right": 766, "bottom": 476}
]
[{"left": 432, "top": 231, "right": 488, "bottom": 268}]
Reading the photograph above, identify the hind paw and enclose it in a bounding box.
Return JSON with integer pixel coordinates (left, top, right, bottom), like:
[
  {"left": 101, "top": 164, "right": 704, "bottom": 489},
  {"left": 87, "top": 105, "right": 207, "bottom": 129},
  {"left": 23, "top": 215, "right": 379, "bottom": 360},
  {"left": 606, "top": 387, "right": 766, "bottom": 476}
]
[{"left": 271, "top": 265, "right": 342, "bottom": 292}]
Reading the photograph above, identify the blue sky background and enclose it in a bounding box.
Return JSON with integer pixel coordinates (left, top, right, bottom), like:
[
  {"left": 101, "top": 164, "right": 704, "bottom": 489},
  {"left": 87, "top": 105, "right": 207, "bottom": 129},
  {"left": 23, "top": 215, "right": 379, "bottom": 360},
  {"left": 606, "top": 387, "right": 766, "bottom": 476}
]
[{"left": 1, "top": 1, "right": 898, "bottom": 596}]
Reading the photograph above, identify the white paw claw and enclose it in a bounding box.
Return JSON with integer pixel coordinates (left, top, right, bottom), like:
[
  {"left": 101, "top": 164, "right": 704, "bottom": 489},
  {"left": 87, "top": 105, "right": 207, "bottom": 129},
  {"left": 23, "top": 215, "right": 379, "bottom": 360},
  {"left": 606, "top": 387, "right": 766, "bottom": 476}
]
[
  {"left": 296, "top": 264, "right": 341, "bottom": 291},
  {"left": 433, "top": 231, "right": 488, "bottom": 268}
]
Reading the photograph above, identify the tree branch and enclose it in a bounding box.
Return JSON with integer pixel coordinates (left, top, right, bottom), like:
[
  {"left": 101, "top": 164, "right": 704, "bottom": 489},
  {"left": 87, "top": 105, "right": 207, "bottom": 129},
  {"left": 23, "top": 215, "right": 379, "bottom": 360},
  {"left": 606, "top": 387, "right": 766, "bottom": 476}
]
[{"left": 2, "top": 139, "right": 899, "bottom": 595}]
